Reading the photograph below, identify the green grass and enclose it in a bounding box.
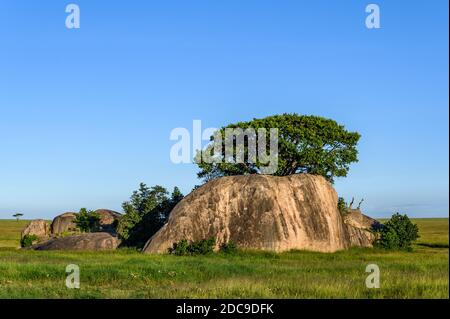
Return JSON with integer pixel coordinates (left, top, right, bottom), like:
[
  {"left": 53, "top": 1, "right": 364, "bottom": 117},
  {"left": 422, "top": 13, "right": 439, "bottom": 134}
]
[
  {"left": 0, "top": 220, "right": 30, "bottom": 248},
  {"left": 0, "top": 218, "right": 447, "bottom": 299},
  {"left": 413, "top": 219, "right": 449, "bottom": 248}
]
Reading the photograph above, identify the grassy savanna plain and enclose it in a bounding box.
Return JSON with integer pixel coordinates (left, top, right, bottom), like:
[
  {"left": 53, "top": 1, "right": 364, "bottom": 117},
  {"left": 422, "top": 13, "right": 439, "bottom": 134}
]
[{"left": 0, "top": 218, "right": 447, "bottom": 299}]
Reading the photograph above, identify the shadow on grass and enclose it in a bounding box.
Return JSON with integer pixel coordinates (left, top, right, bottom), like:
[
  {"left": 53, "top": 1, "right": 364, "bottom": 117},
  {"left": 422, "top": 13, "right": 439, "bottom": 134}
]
[{"left": 416, "top": 243, "right": 449, "bottom": 248}]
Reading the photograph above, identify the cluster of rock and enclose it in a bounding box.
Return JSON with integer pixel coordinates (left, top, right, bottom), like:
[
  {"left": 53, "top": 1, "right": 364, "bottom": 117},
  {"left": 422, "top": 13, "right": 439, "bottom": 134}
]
[
  {"left": 22, "top": 174, "right": 380, "bottom": 253},
  {"left": 21, "top": 209, "right": 121, "bottom": 250}
]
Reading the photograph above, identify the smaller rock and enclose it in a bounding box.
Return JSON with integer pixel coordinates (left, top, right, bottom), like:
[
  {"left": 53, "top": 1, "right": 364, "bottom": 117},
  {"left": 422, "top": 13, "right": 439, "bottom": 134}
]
[
  {"left": 343, "top": 209, "right": 380, "bottom": 247},
  {"left": 51, "top": 212, "right": 77, "bottom": 235},
  {"left": 21, "top": 219, "right": 50, "bottom": 240},
  {"left": 32, "top": 232, "right": 120, "bottom": 251},
  {"left": 343, "top": 209, "right": 381, "bottom": 230},
  {"left": 94, "top": 209, "right": 121, "bottom": 233},
  {"left": 345, "top": 224, "right": 376, "bottom": 247}
]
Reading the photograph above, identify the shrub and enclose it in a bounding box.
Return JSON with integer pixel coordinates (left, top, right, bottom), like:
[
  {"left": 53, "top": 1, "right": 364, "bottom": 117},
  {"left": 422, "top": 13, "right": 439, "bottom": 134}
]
[
  {"left": 169, "top": 238, "right": 216, "bottom": 256},
  {"left": 21, "top": 234, "right": 38, "bottom": 248},
  {"left": 190, "top": 238, "right": 216, "bottom": 255},
  {"left": 74, "top": 208, "right": 101, "bottom": 233},
  {"left": 169, "top": 239, "right": 190, "bottom": 256},
  {"left": 375, "top": 213, "right": 419, "bottom": 250},
  {"left": 219, "top": 241, "right": 238, "bottom": 254}
]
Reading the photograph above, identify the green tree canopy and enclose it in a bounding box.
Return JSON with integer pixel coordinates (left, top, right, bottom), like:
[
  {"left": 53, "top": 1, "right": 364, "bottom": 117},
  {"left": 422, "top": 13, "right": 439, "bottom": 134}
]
[
  {"left": 74, "top": 208, "right": 101, "bottom": 233},
  {"left": 197, "top": 114, "right": 360, "bottom": 183},
  {"left": 13, "top": 213, "right": 24, "bottom": 221},
  {"left": 117, "top": 183, "right": 184, "bottom": 248}
]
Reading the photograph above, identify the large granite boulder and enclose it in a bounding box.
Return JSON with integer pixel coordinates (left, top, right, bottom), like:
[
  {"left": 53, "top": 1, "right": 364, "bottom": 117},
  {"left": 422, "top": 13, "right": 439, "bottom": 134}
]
[
  {"left": 51, "top": 212, "right": 77, "bottom": 235},
  {"left": 144, "top": 174, "right": 377, "bottom": 254},
  {"left": 32, "top": 232, "right": 120, "bottom": 251},
  {"left": 21, "top": 219, "right": 50, "bottom": 241}
]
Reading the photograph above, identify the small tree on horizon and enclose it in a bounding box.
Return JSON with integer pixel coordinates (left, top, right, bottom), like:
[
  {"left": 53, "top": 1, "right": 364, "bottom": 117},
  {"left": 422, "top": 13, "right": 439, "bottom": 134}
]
[{"left": 13, "top": 213, "right": 23, "bottom": 221}]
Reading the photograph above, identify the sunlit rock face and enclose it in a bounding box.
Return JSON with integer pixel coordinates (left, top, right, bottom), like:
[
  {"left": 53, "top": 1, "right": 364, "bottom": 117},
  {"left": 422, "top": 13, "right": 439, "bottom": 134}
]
[{"left": 144, "top": 174, "right": 378, "bottom": 254}]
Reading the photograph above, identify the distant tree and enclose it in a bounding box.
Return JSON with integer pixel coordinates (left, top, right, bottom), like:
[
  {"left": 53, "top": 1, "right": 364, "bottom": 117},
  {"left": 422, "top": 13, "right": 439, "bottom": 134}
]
[
  {"left": 375, "top": 213, "right": 420, "bottom": 250},
  {"left": 117, "top": 183, "right": 184, "bottom": 248},
  {"left": 74, "top": 208, "right": 101, "bottom": 233},
  {"left": 13, "top": 213, "right": 23, "bottom": 221},
  {"left": 196, "top": 114, "right": 360, "bottom": 183}
]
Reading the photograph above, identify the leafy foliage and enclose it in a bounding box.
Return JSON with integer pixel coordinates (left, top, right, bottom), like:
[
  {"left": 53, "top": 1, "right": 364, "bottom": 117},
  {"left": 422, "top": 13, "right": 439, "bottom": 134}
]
[
  {"left": 20, "top": 234, "right": 38, "bottom": 248},
  {"left": 169, "top": 238, "right": 216, "bottom": 256},
  {"left": 168, "top": 239, "right": 190, "bottom": 256},
  {"left": 74, "top": 208, "right": 101, "bottom": 233},
  {"left": 117, "top": 183, "right": 184, "bottom": 248},
  {"left": 375, "top": 213, "right": 420, "bottom": 250},
  {"left": 337, "top": 197, "right": 348, "bottom": 214},
  {"left": 196, "top": 113, "right": 360, "bottom": 183}
]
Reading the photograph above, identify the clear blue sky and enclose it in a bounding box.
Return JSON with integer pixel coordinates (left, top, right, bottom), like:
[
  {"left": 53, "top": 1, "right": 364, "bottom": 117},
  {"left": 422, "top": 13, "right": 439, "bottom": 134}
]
[{"left": 0, "top": 0, "right": 448, "bottom": 219}]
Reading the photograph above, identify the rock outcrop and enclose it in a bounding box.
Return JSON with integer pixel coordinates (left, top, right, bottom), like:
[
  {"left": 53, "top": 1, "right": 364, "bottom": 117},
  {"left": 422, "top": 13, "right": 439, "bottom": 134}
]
[
  {"left": 343, "top": 209, "right": 380, "bottom": 247},
  {"left": 51, "top": 212, "right": 77, "bottom": 235},
  {"left": 21, "top": 219, "right": 50, "bottom": 240},
  {"left": 32, "top": 232, "right": 120, "bottom": 251},
  {"left": 144, "top": 174, "right": 377, "bottom": 254},
  {"left": 343, "top": 209, "right": 380, "bottom": 230},
  {"left": 94, "top": 209, "right": 121, "bottom": 233},
  {"left": 50, "top": 210, "right": 121, "bottom": 235},
  {"left": 344, "top": 224, "right": 375, "bottom": 247}
]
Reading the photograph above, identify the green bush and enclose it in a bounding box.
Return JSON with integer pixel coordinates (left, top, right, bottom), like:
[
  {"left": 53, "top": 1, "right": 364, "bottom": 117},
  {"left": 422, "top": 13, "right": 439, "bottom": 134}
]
[
  {"left": 21, "top": 234, "right": 38, "bottom": 248},
  {"left": 74, "top": 208, "right": 101, "bottom": 233},
  {"left": 169, "top": 239, "right": 190, "bottom": 256},
  {"left": 219, "top": 241, "right": 238, "bottom": 254},
  {"left": 169, "top": 238, "right": 216, "bottom": 256},
  {"left": 375, "top": 213, "right": 420, "bottom": 250}
]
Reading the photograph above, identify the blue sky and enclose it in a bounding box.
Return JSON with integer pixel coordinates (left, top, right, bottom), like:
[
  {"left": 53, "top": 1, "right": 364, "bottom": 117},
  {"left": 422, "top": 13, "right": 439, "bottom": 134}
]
[{"left": 0, "top": 0, "right": 448, "bottom": 219}]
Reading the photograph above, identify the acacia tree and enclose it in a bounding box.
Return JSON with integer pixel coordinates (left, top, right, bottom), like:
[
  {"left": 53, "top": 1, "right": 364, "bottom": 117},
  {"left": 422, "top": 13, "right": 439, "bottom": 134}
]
[
  {"left": 13, "top": 213, "right": 23, "bottom": 221},
  {"left": 197, "top": 114, "right": 360, "bottom": 183}
]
